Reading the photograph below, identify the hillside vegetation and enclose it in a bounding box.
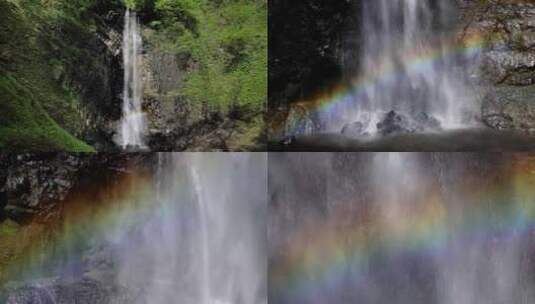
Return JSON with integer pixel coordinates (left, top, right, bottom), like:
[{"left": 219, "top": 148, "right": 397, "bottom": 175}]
[
  {"left": 0, "top": 0, "right": 267, "bottom": 151},
  {"left": 0, "top": 0, "right": 101, "bottom": 151}
]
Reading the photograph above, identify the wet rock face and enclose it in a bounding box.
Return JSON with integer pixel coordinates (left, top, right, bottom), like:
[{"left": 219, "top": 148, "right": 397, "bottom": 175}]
[
  {"left": 66, "top": 5, "right": 126, "bottom": 149},
  {"left": 377, "top": 111, "right": 414, "bottom": 136},
  {"left": 458, "top": 0, "right": 535, "bottom": 132},
  {"left": 4, "top": 278, "right": 131, "bottom": 304},
  {"left": 482, "top": 51, "right": 535, "bottom": 86},
  {"left": 268, "top": 0, "right": 358, "bottom": 110},
  {"left": 482, "top": 85, "right": 535, "bottom": 131},
  {"left": 0, "top": 154, "right": 150, "bottom": 224},
  {"left": 0, "top": 154, "right": 85, "bottom": 223}
]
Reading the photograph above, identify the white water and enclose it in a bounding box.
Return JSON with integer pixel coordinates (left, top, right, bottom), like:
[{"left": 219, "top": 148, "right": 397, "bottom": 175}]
[
  {"left": 117, "top": 9, "right": 147, "bottom": 149},
  {"left": 114, "top": 153, "right": 267, "bottom": 304},
  {"left": 369, "top": 153, "right": 529, "bottom": 304},
  {"left": 323, "top": 0, "right": 478, "bottom": 136},
  {"left": 191, "top": 167, "right": 212, "bottom": 304}
]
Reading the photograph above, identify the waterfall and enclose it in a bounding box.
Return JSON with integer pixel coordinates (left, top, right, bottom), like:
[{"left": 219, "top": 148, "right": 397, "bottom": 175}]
[
  {"left": 114, "top": 153, "right": 267, "bottom": 304},
  {"left": 118, "top": 9, "right": 146, "bottom": 149},
  {"left": 328, "top": 0, "right": 478, "bottom": 136},
  {"left": 371, "top": 153, "right": 528, "bottom": 304},
  {"left": 190, "top": 166, "right": 212, "bottom": 304},
  {"left": 269, "top": 153, "right": 534, "bottom": 303}
]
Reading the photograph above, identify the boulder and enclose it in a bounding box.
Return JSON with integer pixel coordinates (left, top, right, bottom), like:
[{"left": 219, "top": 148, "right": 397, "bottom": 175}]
[{"left": 376, "top": 111, "right": 414, "bottom": 136}]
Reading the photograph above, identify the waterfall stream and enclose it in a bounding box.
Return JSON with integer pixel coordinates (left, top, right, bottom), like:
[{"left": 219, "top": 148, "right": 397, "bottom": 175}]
[
  {"left": 190, "top": 166, "right": 213, "bottom": 304},
  {"left": 118, "top": 9, "right": 146, "bottom": 149},
  {"left": 323, "top": 0, "right": 478, "bottom": 136},
  {"left": 114, "top": 153, "right": 266, "bottom": 304},
  {"left": 269, "top": 153, "right": 535, "bottom": 304}
]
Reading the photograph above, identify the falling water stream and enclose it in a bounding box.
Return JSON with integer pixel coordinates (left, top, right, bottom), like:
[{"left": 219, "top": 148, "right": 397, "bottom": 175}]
[
  {"left": 268, "top": 153, "right": 535, "bottom": 304},
  {"left": 114, "top": 153, "right": 266, "bottom": 304},
  {"left": 321, "top": 0, "right": 478, "bottom": 136},
  {"left": 191, "top": 166, "right": 213, "bottom": 304},
  {"left": 117, "top": 9, "right": 146, "bottom": 149}
]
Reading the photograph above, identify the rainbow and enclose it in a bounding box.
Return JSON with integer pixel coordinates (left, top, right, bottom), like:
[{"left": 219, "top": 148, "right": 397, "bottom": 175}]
[
  {"left": 272, "top": 31, "right": 499, "bottom": 138},
  {"left": 0, "top": 169, "right": 157, "bottom": 283},
  {"left": 269, "top": 155, "right": 535, "bottom": 301}
]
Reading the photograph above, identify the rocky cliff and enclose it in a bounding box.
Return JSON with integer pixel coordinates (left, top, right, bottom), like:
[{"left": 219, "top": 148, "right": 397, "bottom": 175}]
[{"left": 458, "top": 0, "right": 535, "bottom": 132}]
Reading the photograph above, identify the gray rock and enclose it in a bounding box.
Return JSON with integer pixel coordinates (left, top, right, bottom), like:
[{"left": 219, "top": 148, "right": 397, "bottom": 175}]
[
  {"left": 4, "top": 278, "right": 134, "bottom": 304},
  {"left": 377, "top": 111, "right": 415, "bottom": 136},
  {"left": 481, "top": 51, "right": 535, "bottom": 85},
  {"left": 482, "top": 85, "right": 535, "bottom": 131},
  {"left": 413, "top": 112, "right": 442, "bottom": 132},
  {"left": 341, "top": 121, "right": 366, "bottom": 137}
]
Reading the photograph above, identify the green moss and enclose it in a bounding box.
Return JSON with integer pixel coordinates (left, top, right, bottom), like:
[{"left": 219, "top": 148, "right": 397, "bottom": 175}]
[
  {"left": 149, "top": 0, "right": 267, "bottom": 114},
  {"left": 0, "top": 75, "right": 94, "bottom": 152}
]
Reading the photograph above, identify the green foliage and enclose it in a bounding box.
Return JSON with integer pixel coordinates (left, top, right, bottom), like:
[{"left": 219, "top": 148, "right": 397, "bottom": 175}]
[
  {"left": 0, "top": 75, "right": 94, "bottom": 151},
  {"left": 0, "top": 0, "right": 266, "bottom": 149},
  {"left": 149, "top": 0, "right": 267, "bottom": 114},
  {"left": 0, "top": 0, "right": 102, "bottom": 151}
]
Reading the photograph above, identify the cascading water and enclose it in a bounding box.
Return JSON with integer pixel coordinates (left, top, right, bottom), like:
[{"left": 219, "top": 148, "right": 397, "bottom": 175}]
[
  {"left": 117, "top": 9, "right": 147, "bottom": 149},
  {"left": 114, "top": 153, "right": 267, "bottom": 304},
  {"left": 324, "top": 0, "right": 478, "bottom": 136},
  {"left": 190, "top": 166, "right": 212, "bottom": 304},
  {"left": 269, "top": 153, "right": 535, "bottom": 304}
]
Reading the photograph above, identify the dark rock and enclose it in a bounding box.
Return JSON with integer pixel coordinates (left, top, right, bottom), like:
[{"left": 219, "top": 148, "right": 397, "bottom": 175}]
[
  {"left": 0, "top": 154, "right": 152, "bottom": 225},
  {"left": 376, "top": 111, "right": 443, "bottom": 136},
  {"left": 268, "top": 0, "right": 357, "bottom": 111},
  {"left": 377, "top": 111, "right": 414, "bottom": 136}
]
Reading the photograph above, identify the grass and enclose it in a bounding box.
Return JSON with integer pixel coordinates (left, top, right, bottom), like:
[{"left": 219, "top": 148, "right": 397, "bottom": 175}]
[
  {"left": 0, "top": 0, "right": 102, "bottom": 151},
  {"left": 0, "top": 75, "right": 94, "bottom": 152}
]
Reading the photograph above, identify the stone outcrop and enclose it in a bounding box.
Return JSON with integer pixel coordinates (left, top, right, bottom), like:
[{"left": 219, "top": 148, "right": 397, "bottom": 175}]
[
  {"left": 139, "top": 27, "right": 264, "bottom": 151},
  {"left": 0, "top": 154, "right": 148, "bottom": 224},
  {"left": 458, "top": 0, "right": 535, "bottom": 132}
]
